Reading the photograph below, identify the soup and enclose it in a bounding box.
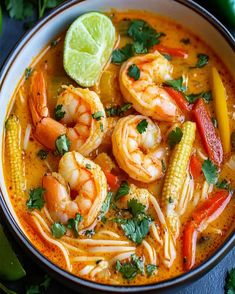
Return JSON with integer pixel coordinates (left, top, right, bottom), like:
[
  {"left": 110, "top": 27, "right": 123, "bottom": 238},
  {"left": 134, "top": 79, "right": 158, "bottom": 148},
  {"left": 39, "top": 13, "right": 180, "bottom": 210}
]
[{"left": 3, "top": 10, "right": 235, "bottom": 285}]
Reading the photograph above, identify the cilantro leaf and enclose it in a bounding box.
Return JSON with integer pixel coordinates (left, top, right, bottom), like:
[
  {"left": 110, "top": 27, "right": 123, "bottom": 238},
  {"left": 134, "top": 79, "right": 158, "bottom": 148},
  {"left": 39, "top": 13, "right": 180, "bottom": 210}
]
[
  {"left": 128, "top": 199, "right": 145, "bottom": 217},
  {"left": 92, "top": 111, "right": 104, "bottom": 121},
  {"left": 85, "top": 163, "right": 92, "bottom": 170},
  {"left": 137, "top": 119, "right": 148, "bottom": 134},
  {"left": 128, "top": 64, "right": 140, "bottom": 80},
  {"left": 54, "top": 104, "right": 65, "bottom": 121},
  {"left": 26, "top": 187, "right": 45, "bottom": 210},
  {"left": 84, "top": 229, "right": 95, "bottom": 238},
  {"left": 116, "top": 254, "right": 144, "bottom": 280},
  {"left": 25, "top": 67, "right": 33, "bottom": 80},
  {"left": 55, "top": 134, "right": 70, "bottom": 155},
  {"left": 192, "top": 53, "right": 209, "bottom": 68},
  {"left": 216, "top": 179, "right": 233, "bottom": 192},
  {"left": 51, "top": 222, "right": 66, "bottom": 238},
  {"left": 115, "top": 181, "right": 130, "bottom": 201},
  {"left": 37, "top": 149, "right": 48, "bottom": 160},
  {"left": 225, "top": 268, "right": 235, "bottom": 294},
  {"left": 5, "top": 0, "right": 33, "bottom": 20},
  {"left": 106, "top": 103, "right": 132, "bottom": 117},
  {"left": 167, "top": 127, "right": 183, "bottom": 148},
  {"left": 146, "top": 264, "right": 158, "bottom": 277},
  {"left": 39, "top": 0, "right": 64, "bottom": 18},
  {"left": 100, "top": 192, "right": 113, "bottom": 217},
  {"left": 165, "top": 77, "right": 186, "bottom": 92},
  {"left": 162, "top": 53, "right": 172, "bottom": 61},
  {"left": 111, "top": 44, "right": 133, "bottom": 64},
  {"left": 185, "top": 91, "right": 212, "bottom": 104},
  {"left": 67, "top": 213, "right": 82, "bottom": 237},
  {"left": 132, "top": 42, "right": 148, "bottom": 54},
  {"left": 202, "top": 159, "right": 218, "bottom": 184},
  {"left": 26, "top": 275, "right": 51, "bottom": 294}
]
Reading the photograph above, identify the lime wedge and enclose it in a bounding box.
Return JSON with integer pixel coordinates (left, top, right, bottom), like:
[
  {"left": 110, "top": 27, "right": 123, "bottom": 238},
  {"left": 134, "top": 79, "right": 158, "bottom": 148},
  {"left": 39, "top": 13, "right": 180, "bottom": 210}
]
[{"left": 64, "top": 12, "right": 116, "bottom": 87}]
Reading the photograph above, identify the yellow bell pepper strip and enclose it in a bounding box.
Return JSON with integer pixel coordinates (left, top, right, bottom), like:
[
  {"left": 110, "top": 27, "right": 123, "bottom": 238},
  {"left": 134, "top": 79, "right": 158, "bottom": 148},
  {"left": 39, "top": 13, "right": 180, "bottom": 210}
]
[
  {"left": 0, "top": 223, "right": 26, "bottom": 280},
  {"left": 211, "top": 67, "right": 231, "bottom": 154}
]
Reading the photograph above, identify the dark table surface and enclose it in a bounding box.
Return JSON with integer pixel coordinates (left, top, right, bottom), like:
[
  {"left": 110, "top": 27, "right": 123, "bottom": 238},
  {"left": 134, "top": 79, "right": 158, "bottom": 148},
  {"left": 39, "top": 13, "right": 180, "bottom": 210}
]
[{"left": 0, "top": 1, "right": 234, "bottom": 293}]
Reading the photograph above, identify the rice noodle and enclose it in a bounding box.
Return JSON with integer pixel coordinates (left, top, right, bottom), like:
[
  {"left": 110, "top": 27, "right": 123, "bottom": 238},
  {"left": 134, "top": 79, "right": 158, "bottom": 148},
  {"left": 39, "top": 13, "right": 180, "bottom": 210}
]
[
  {"left": 62, "top": 239, "right": 129, "bottom": 246},
  {"left": 88, "top": 246, "right": 136, "bottom": 253},
  {"left": 79, "top": 265, "right": 95, "bottom": 276},
  {"left": 42, "top": 206, "right": 54, "bottom": 223},
  {"left": 32, "top": 216, "right": 71, "bottom": 271},
  {"left": 110, "top": 251, "right": 135, "bottom": 264},
  {"left": 90, "top": 261, "right": 109, "bottom": 278},
  {"left": 60, "top": 241, "right": 85, "bottom": 253},
  {"left": 201, "top": 181, "right": 209, "bottom": 200},
  {"left": 193, "top": 191, "right": 201, "bottom": 207},
  {"left": 150, "top": 223, "right": 163, "bottom": 246},
  {"left": 143, "top": 240, "right": 156, "bottom": 265},
  {"left": 31, "top": 211, "right": 50, "bottom": 232},
  {"left": 148, "top": 195, "right": 166, "bottom": 225},
  {"left": 72, "top": 256, "right": 105, "bottom": 262},
  {"left": 44, "top": 160, "right": 53, "bottom": 172},
  {"left": 98, "top": 230, "right": 120, "bottom": 239},
  {"left": 23, "top": 124, "right": 32, "bottom": 151}
]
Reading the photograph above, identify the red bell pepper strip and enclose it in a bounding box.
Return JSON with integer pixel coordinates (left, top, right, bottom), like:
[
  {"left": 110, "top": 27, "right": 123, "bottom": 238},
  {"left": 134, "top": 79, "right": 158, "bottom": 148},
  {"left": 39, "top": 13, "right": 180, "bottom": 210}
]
[
  {"left": 192, "top": 98, "right": 223, "bottom": 166},
  {"left": 189, "top": 154, "right": 202, "bottom": 179},
  {"left": 104, "top": 171, "right": 119, "bottom": 190},
  {"left": 164, "top": 87, "right": 193, "bottom": 115},
  {"left": 183, "top": 190, "right": 231, "bottom": 271},
  {"left": 154, "top": 45, "right": 188, "bottom": 58}
]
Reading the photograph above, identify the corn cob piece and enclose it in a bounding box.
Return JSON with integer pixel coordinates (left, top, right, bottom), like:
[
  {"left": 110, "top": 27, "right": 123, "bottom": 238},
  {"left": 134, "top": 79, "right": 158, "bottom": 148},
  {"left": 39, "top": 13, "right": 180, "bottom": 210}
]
[
  {"left": 162, "top": 121, "right": 196, "bottom": 238},
  {"left": 5, "top": 115, "right": 25, "bottom": 198}
]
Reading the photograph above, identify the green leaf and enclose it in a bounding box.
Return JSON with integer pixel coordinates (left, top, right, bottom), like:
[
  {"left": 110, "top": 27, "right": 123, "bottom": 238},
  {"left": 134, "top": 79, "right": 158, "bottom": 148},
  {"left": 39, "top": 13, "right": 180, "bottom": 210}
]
[
  {"left": 37, "top": 149, "right": 48, "bottom": 160},
  {"left": 225, "top": 268, "right": 235, "bottom": 294},
  {"left": 127, "top": 19, "right": 162, "bottom": 49},
  {"left": 26, "top": 187, "right": 45, "bottom": 210},
  {"left": 180, "top": 38, "right": 191, "bottom": 45},
  {"left": 5, "top": 0, "right": 33, "bottom": 20},
  {"left": 132, "top": 42, "right": 148, "bottom": 54},
  {"left": 216, "top": 179, "right": 233, "bottom": 191},
  {"left": 202, "top": 159, "right": 218, "bottom": 184},
  {"left": 162, "top": 53, "right": 172, "bottom": 61},
  {"left": 67, "top": 213, "right": 82, "bottom": 237},
  {"left": 55, "top": 134, "right": 70, "bottom": 155},
  {"left": 185, "top": 91, "right": 212, "bottom": 104},
  {"left": 111, "top": 43, "right": 133, "bottom": 64},
  {"left": 0, "top": 282, "right": 17, "bottom": 294},
  {"left": 165, "top": 77, "right": 186, "bottom": 92},
  {"left": 106, "top": 103, "right": 132, "bottom": 117},
  {"left": 115, "top": 181, "right": 130, "bottom": 201},
  {"left": 84, "top": 229, "right": 95, "bottom": 238},
  {"left": 51, "top": 223, "right": 66, "bottom": 238},
  {"left": 146, "top": 264, "right": 157, "bottom": 277},
  {"left": 137, "top": 119, "right": 148, "bottom": 134},
  {"left": 54, "top": 104, "right": 65, "bottom": 121},
  {"left": 25, "top": 67, "right": 33, "bottom": 80},
  {"left": 167, "top": 127, "right": 183, "bottom": 148},
  {"left": 128, "top": 64, "right": 140, "bottom": 80},
  {"left": 100, "top": 192, "right": 113, "bottom": 216},
  {"left": 92, "top": 111, "right": 104, "bottom": 121},
  {"left": 85, "top": 163, "right": 92, "bottom": 170},
  {"left": 128, "top": 198, "right": 146, "bottom": 217},
  {"left": 131, "top": 254, "right": 144, "bottom": 274},
  {"left": 26, "top": 275, "right": 51, "bottom": 294},
  {"left": 115, "top": 254, "right": 144, "bottom": 280},
  {"left": 193, "top": 53, "right": 209, "bottom": 68}
]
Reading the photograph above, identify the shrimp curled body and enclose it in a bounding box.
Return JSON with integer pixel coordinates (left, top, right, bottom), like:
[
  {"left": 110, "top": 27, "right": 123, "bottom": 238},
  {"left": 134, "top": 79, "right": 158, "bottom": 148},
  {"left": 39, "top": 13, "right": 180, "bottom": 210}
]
[
  {"left": 119, "top": 52, "right": 180, "bottom": 122},
  {"left": 112, "top": 115, "right": 164, "bottom": 183},
  {"left": 29, "top": 71, "right": 106, "bottom": 156},
  {"left": 42, "top": 151, "right": 107, "bottom": 229}
]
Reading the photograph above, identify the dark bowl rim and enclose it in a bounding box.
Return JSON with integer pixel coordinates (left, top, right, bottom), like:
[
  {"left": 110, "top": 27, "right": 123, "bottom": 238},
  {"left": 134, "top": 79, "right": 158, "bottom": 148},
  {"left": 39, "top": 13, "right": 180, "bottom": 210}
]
[{"left": 0, "top": 0, "right": 234, "bottom": 292}]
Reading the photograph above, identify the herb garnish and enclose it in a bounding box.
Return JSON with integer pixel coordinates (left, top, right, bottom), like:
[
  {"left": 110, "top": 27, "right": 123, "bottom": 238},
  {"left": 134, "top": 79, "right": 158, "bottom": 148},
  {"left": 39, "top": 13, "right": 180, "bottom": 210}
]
[
  {"left": 116, "top": 254, "right": 144, "bottom": 280},
  {"left": 185, "top": 91, "right": 212, "bottom": 104},
  {"left": 84, "top": 230, "right": 95, "bottom": 238},
  {"left": 161, "top": 159, "right": 166, "bottom": 173},
  {"left": 25, "top": 67, "right": 33, "bottom": 80},
  {"left": 128, "top": 64, "right": 140, "bottom": 80},
  {"left": 105, "top": 103, "right": 132, "bottom": 117},
  {"left": 67, "top": 213, "right": 82, "bottom": 237},
  {"left": 225, "top": 268, "right": 235, "bottom": 294},
  {"left": 100, "top": 192, "right": 113, "bottom": 218},
  {"left": 167, "top": 127, "right": 183, "bottom": 148},
  {"left": 115, "top": 181, "right": 130, "bottom": 201},
  {"left": 164, "top": 77, "right": 186, "bottom": 92},
  {"left": 162, "top": 53, "right": 172, "bottom": 61},
  {"left": 216, "top": 179, "right": 233, "bottom": 192},
  {"left": 192, "top": 53, "right": 209, "bottom": 68},
  {"left": 146, "top": 264, "right": 158, "bottom": 277},
  {"left": 50, "top": 39, "right": 59, "bottom": 48},
  {"left": 85, "top": 163, "right": 92, "bottom": 170},
  {"left": 54, "top": 105, "right": 65, "bottom": 121},
  {"left": 92, "top": 111, "right": 104, "bottom": 121},
  {"left": 201, "top": 159, "right": 218, "bottom": 184},
  {"left": 26, "top": 187, "right": 45, "bottom": 210},
  {"left": 137, "top": 119, "right": 148, "bottom": 134},
  {"left": 51, "top": 223, "right": 67, "bottom": 239},
  {"left": 55, "top": 134, "right": 70, "bottom": 155},
  {"left": 37, "top": 149, "right": 48, "bottom": 160},
  {"left": 111, "top": 44, "right": 133, "bottom": 64}
]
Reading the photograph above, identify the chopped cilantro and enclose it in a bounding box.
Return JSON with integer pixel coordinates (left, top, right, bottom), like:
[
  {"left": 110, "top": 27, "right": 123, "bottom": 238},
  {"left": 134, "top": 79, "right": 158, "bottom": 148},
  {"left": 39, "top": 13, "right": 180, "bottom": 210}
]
[
  {"left": 128, "top": 64, "right": 140, "bottom": 80},
  {"left": 116, "top": 254, "right": 144, "bottom": 280},
  {"left": 165, "top": 77, "right": 186, "bottom": 92},
  {"left": 192, "top": 53, "right": 209, "bottom": 68},
  {"left": 51, "top": 223, "right": 66, "bottom": 239},
  {"left": 85, "top": 163, "right": 92, "bottom": 170},
  {"left": 26, "top": 187, "right": 45, "bottom": 210},
  {"left": 67, "top": 213, "right": 82, "bottom": 237},
  {"left": 37, "top": 149, "right": 48, "bottom": 160},
  {"left": 100, "top": 192, "right": 113, "bottom": 217},
  {"left": 180, "top": 38, "right": 191, "bottom": 45},
  {"left": 50, "top": 39, "right": 59, "bottom": 47},
  {"left": 167, "top": 127, "right": 183, "bottom": 148},
  {"left": 216, "top": 179, "right": 232, "bottom": 191},
  {"left": 161, "top": 159, "right": 166, "bottom": 173},
  {"left": 128, "top": 198, "right": 145, "bottom": 217},
  {"left": 225, "top": 268, "right": 235, "bottom": 294},
  {"left": 105, "top": 103, "right": 132, "bottom": 117},
  {"left": 92, "top": 111, "right": 104, "bottom": 121},
  {"left": 26, "top": 275, "right": 51, "bottom": 294},
  {"left": 132, "top": 41, "right": 148, "bottom": 54},
  {"left": 115, "top": 181, "right": 130, "bottom": 201},
  {"left": 55, "top": 134, "right": 70, "bottom": 155},
  {"left": 162, "top": 53, "right": 172, "bottom": 61},
  {"left": 25, "top": 67, "right": 33, "bottom": 80},
  {"left": 54, "top": 104, "right": 65, "bottom": 121},
  {"left": 84, "top": 229, "right": 95, "bottom": 238},
  {"left": 168, "top": 197, "right": 174, "bottom": 204},
  {"left": 185, "top": 91, "right": 212, "bottom": 104},
  {"left": 111, "top": 43, "right": 133, "bottom": 64},
  {"left": 202, "top": 159, "right": 218, "bottom": 184},
  {"left": 146, "top": 264, "right": 158, "bottom": 277},
  {"left": 137, "top": 119, "right": 148, "bottom": 134}
]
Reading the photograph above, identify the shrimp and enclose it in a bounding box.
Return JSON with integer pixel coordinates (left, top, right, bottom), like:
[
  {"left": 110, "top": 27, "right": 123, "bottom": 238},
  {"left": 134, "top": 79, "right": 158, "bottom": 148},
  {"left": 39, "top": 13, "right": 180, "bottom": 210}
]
[
  {"left": 42, "top": 151, "right": 107, "bottom": 229},
  {"left": 112, "top": 115, "right": 165, "bottom": 183},
  {"left": 119, "top": 51, "right": 180, "bottom": 122},
  {"left": 29, "top": 71, "right": 106, "bottom": 156}
]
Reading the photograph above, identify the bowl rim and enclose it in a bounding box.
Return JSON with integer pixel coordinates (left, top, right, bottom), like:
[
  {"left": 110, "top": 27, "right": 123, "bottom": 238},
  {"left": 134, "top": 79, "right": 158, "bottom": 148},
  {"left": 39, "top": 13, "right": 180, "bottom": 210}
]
[{"left": 0, "top": 0, "right": 234, "bottom": 292}]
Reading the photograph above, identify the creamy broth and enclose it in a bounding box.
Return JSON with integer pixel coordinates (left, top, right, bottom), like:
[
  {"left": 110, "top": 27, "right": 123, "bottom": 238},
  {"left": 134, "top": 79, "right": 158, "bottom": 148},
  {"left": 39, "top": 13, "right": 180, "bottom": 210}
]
[{"left": 3, "top": 10, "right": 235, "bottom": 285}]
